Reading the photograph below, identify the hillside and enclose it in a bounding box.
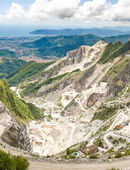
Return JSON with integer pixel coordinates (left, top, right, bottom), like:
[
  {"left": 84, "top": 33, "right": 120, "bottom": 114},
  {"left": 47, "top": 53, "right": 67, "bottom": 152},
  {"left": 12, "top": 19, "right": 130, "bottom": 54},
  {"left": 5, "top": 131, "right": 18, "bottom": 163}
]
[
  {"left": 0, "top": 39, "right": 130, "bottom": 161},
  {"left": 0, "top": 80, "right": 43, "bottom": 122},
  {"left": 21, "top": 34, "right": 130, "bottom": 58},
  {"left": 104, "top": 34, "right": 130, "bottom": 43},
  {"left": 15, "top": 40, "right": 130, "bottom": 98},
  {"left": 0, "top": 58, "right": 26, "bottom": 79},
  {"left": 98, "top": 41, "right": 123, "bottom": 63},
  {"left": 0, "top": 79, "right": 44, "bottom": 152},
  {"left": 22, "top": 34, "right": 100, "bottom": 58},
  {"left": 8, "top": 61, "right": 55, "bottom": 86},
  {"left": 99, "top": 40, "right": 130, "bottom": 64},
  {"left": 11, "top": 40, "right": 107, "bottom": 97},
  {"left": 14, "top": 39, "right": 130, "bottom": 157}
]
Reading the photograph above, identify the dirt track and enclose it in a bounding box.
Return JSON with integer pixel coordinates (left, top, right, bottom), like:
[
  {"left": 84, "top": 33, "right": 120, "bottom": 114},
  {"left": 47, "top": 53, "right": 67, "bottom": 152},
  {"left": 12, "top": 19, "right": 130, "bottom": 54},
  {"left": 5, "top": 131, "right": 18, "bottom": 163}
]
[{"left": 29, "top": 159, "right": 130, "bottom": 170}]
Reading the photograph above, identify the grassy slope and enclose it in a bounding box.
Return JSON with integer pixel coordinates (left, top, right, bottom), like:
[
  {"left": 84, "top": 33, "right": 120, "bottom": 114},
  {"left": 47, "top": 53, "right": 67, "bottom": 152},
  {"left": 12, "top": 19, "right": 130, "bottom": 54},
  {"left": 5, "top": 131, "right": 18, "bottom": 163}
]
[
  {"left": 20, "top": 69, "right": 80, "bottom": 97},
  {"left": 99, "top": 40, "right": 130, "bottom": 63},
  {"left": 0, "top": 80, "right": 44, "bottom": 123},
  {"left": 108, "top": 40, "right": 130, "bottom": 60},
  {"left": 8, "top": 61, "right": 55, "bottom": 86},
  {"left": 0, "top": 58, "right": 26, "bottom": 79},
  {"left": 20, "top": 72, "right": 69, "bottom": 97},
  {"left": 98, "top": 41, "right": 123, "bottom": 63},
  {"left": 102, "top": 56, "right": 130, "bottom": 82}
]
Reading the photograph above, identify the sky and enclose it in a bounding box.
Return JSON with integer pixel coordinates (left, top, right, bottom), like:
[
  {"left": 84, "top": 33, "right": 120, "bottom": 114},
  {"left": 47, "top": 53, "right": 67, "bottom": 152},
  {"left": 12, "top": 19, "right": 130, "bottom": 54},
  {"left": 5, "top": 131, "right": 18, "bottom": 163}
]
[{"left": 0, "top": 0, "right": 130, "bottom": 27}]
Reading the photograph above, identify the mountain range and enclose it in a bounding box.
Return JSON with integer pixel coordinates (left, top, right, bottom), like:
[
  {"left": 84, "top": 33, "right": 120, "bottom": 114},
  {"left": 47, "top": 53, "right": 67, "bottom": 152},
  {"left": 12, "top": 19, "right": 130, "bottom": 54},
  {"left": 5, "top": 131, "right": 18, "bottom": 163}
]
[
  {"left": 30, "top": 28, "right": 130, "bottom": 37},
  {"left": 22, "top": 34, "right": 130, "bottom": 58}
]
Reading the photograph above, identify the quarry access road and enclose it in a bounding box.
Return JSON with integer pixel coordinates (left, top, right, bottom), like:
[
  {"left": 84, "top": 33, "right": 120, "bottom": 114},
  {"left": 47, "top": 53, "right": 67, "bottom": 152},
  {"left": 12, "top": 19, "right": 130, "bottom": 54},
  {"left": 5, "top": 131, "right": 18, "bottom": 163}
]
[{"left": 29, "top": 158, "right": 130, "bottom": 170}]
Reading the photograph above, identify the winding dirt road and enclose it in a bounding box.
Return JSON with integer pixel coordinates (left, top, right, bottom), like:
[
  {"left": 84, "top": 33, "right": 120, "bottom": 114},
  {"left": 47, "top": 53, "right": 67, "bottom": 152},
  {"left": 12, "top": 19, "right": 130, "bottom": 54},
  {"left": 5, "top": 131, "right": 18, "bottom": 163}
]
[{"left": 29, "top": 159, "right": 130, "bottom": 170}]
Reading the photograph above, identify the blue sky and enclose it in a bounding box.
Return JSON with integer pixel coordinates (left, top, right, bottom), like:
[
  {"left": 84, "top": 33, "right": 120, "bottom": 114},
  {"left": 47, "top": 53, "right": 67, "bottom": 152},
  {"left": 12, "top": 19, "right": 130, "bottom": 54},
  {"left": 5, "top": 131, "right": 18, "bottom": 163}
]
[
  {"left": 0, "top": 0, "right": 129, "bottom": 27},
  {"left": 0, "top": 0, "right": 34, "bottom": 13}
]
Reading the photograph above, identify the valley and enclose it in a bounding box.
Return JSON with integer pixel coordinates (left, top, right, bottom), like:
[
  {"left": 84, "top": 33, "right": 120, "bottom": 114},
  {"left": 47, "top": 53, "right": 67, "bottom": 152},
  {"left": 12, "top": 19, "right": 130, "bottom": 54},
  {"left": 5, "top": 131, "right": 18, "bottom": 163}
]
[
  {"left": 0, "top": 33, "right": 130, "bottom": 170},
  {"left": 8, "top": 39, "right": 130, "bottom": 160}
]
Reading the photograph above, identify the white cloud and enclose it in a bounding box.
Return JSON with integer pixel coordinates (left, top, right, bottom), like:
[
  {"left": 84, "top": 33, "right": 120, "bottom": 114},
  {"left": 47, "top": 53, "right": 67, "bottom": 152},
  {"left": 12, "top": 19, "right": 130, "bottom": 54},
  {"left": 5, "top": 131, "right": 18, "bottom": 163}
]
[
  {"left": 6, "top": 2, "right": 25, "bottom": 19},
  {"left": 75, "top": 0, "right": 108, "bottom": 20},
  {"left": 0, "top": 0, "right": 130, "bottom": 25},
  {"left": 0, "top": 2, "right": 25, "bottom": 20},
  {"left": 27, "top": 0, "right": 80, "bottom": 20},
  {"left": 75, "top": 0, "right": 130, "bottom": 24},
  {"left": 105, "top": 0, "right": 130, "bottom": 23}
]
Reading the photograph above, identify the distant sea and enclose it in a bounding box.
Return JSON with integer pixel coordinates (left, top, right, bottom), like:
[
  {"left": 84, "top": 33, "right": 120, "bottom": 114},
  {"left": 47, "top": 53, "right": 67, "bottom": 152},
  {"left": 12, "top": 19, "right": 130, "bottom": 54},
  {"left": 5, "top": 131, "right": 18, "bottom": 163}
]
[{"left": 0, "top": 25, "right": 42, "bottom": 37}]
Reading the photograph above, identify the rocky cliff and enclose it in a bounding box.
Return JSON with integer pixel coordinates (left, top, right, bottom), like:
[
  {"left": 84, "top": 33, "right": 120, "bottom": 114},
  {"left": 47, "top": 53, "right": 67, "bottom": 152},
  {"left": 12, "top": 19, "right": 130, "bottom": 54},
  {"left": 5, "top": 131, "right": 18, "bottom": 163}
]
[
  {"left": 0, "top": 101, "right": 31, "bottom": 152},
  {"left": 46, "top": 40, "right": 107, "bottom": 75}
]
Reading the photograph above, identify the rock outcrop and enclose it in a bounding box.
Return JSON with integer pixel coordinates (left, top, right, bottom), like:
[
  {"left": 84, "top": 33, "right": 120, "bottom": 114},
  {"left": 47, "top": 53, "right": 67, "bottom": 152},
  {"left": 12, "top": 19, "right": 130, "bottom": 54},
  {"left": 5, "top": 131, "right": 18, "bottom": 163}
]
[
  {"left": 103, "top": 57, "right": 130, "bottom": 97},
  {"left": 0, "top": 101, "right": 31, "bottom": 152},
  {"left": 45, "top": 40, "right": 107, "bottom": 75}
]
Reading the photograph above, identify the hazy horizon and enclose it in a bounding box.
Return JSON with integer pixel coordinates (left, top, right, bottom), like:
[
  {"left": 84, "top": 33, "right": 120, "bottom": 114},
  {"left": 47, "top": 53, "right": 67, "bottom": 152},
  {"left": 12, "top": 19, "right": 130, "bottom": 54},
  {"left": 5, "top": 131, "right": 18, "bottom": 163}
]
[{"left": 0, "top": 25, "right": 130, "bottom": 37}]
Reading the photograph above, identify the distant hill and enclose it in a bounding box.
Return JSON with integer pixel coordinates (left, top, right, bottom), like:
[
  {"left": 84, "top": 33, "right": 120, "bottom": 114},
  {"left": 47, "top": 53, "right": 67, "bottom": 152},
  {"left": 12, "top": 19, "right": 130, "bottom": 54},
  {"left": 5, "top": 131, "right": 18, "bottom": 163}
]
[
  {"left": 22, "top": 34, "right": 100, "bottom": 48},
  {"left": 30, "top": 28, "right": 126, "bottom": 37},
  {"left": 22, "top": 34, "right": 100, "bottom": 58},
  {"left": 22, "top": 34, "right": 130, "bottom": 58},
  {"left": 104, "top": 34, "right": 130, "bottom": 43}
]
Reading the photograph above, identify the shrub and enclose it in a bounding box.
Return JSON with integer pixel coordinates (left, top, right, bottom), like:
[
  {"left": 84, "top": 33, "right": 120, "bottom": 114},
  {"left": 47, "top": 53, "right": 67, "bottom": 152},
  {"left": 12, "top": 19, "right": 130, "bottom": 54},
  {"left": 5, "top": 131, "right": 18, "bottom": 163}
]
[
  {"left": 89, "top": 154, "right": 98, "bottom": 159},
  {"left": 13, "top": 156, "right": 29, "bottom": 170},
  {"left": 0, "top": 150, "right": 29, "bottom": 170},
  {"left": 124, "top": 149, "right": 130, "bottom": 156},
  {"left": 66, "top": 148, "right": 75, "bottom": 156},
  {"left": 114, "top": 152, "right": 123, "bottom": 158},
  {"left": 107, "top": 168, "right": 120, "bottom": 170},
  {"left": 0, "top": 150, "right": 15, "bottom": 170},
  {"left": 95, "top": 137, "right": 104, "bottom": 148}
]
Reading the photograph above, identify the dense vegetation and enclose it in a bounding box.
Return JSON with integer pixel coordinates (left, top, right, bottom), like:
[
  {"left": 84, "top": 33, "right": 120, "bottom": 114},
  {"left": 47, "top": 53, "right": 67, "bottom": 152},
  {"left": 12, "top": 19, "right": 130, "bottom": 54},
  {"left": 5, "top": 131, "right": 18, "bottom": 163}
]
[
  {"left": 21, "top": 34, "right": 100, "bottom": 58},
  {"left": 21, "top": 34, "right": 130, "bottom": 58},
  {"left": 93, "top": 106, "right": 118, "bottom": 120},
  {"left": 104, "top": 34, "right": 130, "bottom": 43},
  {"left": 99, "top": 40, "right": 130, "bottom": 63},
  {"left": 38, "top": 44, "right": 80, "bottom": 58},
  {"left": 0, "top": 80, "right": 44, "bottom": 122},
  {"left": 0, "top": 150, "right": 29, "bottom": 170},
  {"left": 108, "top": 40, "right": 130, "bottom": 61},
  {"left": 98, "top": 41, "right": 123, "bottom": 63},
  {"left": 0, "top": 58, "right": 26, "bottom": 79},
  {"left": 0, "top": 49, "right": 16, "bottom": 58},
  {"left": 8, "top": 61, "right": 54, "bottom": 86}
]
